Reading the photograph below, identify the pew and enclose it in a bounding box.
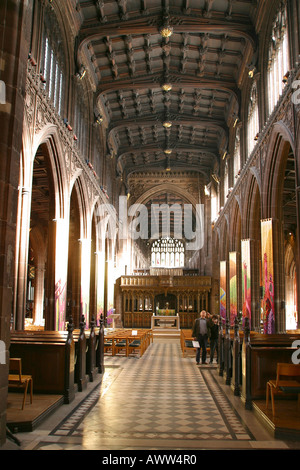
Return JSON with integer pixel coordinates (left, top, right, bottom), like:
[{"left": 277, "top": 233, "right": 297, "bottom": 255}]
[
  {"left": 127, "top": 329, "right": 152, "bottom": 357},
  {"left": 180, "top": 329, "right": 213, "bottom": 359},
  {"left": 73, "top": 316, "right": 87, "bottom": 392},
  {"left": 103, "top": 328, "right": 152, "bottom": 357},
  {"left": 96, "top": 314, "right": 105, "bottom": 374},
  {"left": 71, "top": 314, "right": 105, "bottom": 387},
  {"left": 223, "top": 318, "right": 232, "bottom": 385},
  {"left": 10, "top": 323, "right": 75, "bottom": 404},
  {"left": 85, "top": 316, "right": 98, "bottom": 382},
  {"left": 229, "top": 317, "right": 259, "bottom": 396},
  {"left": 241, "top": 321, "right": 300, "bottom": 409},
  {"left": 180, "top": 330, "right": 197, "bottom": 357},
  {"left": 9, "top": 315, "right": 105, "bottom": 402}
]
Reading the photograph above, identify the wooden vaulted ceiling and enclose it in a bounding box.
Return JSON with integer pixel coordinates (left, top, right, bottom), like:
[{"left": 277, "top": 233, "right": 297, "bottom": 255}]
[{"left": 76, "top": 0, "right": 257, "bottom": 182}]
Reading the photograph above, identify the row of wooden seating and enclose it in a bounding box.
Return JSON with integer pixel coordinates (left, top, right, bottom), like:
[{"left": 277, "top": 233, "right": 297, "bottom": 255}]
[
  {"left": 104, "top": 328, "right": 153, "bottom": 357},
  {"left": 218, "top": 317, "right": 300, "bottom": 417},
  {"left": 180, "top": 329, "right": 212, "bottom": 358},
  {"left": 180, "top": 330, "right": 197, "bottom": 357},
  {"left": 9, "top": 315, "right": 105, "bottom": 407}
]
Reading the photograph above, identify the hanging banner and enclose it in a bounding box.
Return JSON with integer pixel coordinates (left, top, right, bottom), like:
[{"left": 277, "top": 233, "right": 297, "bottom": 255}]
[
  {"left": 55, "top": 279, "right": 66, "bottom": 331},
  {"left": 261, "top": 219, "right": 275, "bottom": 333},
  {"left": 241, "top": 239, "right": 251, "bottom": 326},
  {"left": 229, "top": 252, "right": 238, "bottom": 326},
  {"left": 96, "top": 251, "right": 105, "bottom": 325},
  {"left": 107, "top": 255, "right": 115, "bottom": 325},
  {"left": 220, "top": 261, "right": 226, "bottom": 325},
  {"left": 54, "top": 218, "right": 69, "bottom": 331},
  {"left": 80, "top": 239, "right": 91, "bottom": 326}
]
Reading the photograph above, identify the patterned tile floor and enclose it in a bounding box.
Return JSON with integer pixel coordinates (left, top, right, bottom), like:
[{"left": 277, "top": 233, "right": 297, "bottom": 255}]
[{"left": 7, "top": 338, "right": 297, "bottom": 452}]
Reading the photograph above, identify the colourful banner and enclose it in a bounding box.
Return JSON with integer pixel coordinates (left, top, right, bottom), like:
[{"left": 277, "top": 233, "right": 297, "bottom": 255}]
[
  {"left": 55, "top": 218, "right": 69, "bottom": 330},
  {"left": 81, "top": 238, "right": 91, "bottom": 325},
  {"left": 241, "top": 240, "right": 251, "bottom": 326},
  {"left": 55, "top": 279, "right": 66, "bottom": 331},
  {"left": 107, "top": 253, "right": 115, "bottom": 322},
  {"left": 220, "top": 261, "right": 226, "bottom": 324},
  {"left": 261, "top": 219, "right": 275, "bottom": 333},
  {"left": 96, "top": 251, "right": 105, "bottom": 325},
  {"left": 229, "top": 252, "right": 238, "bottom": 326}
]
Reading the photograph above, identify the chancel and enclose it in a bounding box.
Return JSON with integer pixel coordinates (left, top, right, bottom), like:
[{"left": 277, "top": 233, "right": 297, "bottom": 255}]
[{"left": 1, "top": 0, "right": 300, "bottom": 451}]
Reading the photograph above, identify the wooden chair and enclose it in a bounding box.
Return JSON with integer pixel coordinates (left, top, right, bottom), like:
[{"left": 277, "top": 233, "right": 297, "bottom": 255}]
[
  {"left": 266, "top": 363, "right": 300, "bottom": 415},
  {"left": 8, "top": 358, "right": 33, "bottom": 410}
]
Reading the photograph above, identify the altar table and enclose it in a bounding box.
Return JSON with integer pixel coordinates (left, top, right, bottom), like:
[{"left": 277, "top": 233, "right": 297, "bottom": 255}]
[{"left": 151, "top": 315, "right": 180, "bottom": 330}]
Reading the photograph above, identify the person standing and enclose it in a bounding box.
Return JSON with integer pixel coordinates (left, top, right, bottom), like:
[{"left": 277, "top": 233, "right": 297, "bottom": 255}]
[
  {"left": 192, "top": 310, "right": 209, "bottom": 365},
  {"left": 208, "top": 314, "right": 219, "bottom": 364}
]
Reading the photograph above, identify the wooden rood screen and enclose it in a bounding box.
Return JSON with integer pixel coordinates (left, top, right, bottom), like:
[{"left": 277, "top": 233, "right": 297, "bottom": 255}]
[{"left": 117, "top": 274, "right": 211, "bottom": 329}]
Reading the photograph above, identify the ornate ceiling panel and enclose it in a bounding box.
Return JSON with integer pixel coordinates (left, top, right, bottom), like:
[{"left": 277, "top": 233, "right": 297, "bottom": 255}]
[{"left": 76, "top": 0, "right": 257, "bottom": 182}]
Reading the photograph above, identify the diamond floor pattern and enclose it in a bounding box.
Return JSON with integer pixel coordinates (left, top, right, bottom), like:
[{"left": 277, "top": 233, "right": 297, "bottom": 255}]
[
  {"left": 14, "top": 338, "right": 293, "bottom": 450},
  {"left": 49, "top": 340, "right": 254, "bottom": 444}
]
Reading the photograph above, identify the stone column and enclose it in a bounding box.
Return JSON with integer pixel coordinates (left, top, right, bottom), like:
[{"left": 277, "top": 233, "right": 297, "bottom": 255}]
[
  {"left": 33, "top": 265, "right": 45, "bottom": 327},
  {"left": 15, "top": 186, "right": 31, "bottom": 330},
  {"left": 0, "top": 0, "right": 32, "bottom": 446}
]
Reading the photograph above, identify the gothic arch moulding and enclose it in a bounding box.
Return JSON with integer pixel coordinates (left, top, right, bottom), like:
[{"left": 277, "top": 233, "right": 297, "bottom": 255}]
[
  {"left": 241, "top": 172, "right": 261, "bottom": 241},
  {"left": 133, "top": 183, "right": 199, "bottom": 209},
  {"left": 219, "top": 216, "right": 229, "bottom": 262},
  {"left": 70, "top": 174, "right": 92, "bottom": 241},
  {"left": 261, "top": 121, "right": 295, "bottom": 220},
  {"left": 32, "top": 124, "right": 69, "bottom": 220},
  {"left": 229, "top": 199, "right": 242, "bottom": 252}
]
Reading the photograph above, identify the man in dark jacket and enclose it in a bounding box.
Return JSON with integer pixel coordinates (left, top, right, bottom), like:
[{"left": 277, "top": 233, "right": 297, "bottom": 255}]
[
  {"left": 192, "top": 310, "right": 209, "bottom": 364},
  {"left": 208, "top": 314, "right": 219, "bottom": 363}
]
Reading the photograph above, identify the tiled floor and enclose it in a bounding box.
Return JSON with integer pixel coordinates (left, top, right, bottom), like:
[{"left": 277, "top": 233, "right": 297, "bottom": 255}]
[{"left": 4, "top": 338, "right": 299, "bottom": 451}]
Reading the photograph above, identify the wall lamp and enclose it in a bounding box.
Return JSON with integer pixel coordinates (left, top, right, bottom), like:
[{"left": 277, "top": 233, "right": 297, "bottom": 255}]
[
  {"left": 248, "top": 65, "right": 256, "bottom": 78},
  {"left": 95, "top": 114, "right": 104, "bottom": 124},
  {"left": 76, "top": 65, "right": 86, "bottom": 80}
]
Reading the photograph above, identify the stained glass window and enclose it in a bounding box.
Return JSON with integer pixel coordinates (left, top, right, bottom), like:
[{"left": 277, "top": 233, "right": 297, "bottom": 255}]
[
  {"left": 267, "top": 1, "right": 290, "bottom": 117},
  {"left": 151, "top": 238, "right": 185, "bottom": 268}
]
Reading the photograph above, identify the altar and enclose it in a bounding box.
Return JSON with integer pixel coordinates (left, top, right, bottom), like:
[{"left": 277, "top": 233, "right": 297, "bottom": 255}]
[{"left": 151, "top": 314, "right": 180, "bottom": 330}]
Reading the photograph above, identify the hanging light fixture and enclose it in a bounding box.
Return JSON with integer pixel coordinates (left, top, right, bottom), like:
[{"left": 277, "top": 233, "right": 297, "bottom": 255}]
[
  {"left": 160, "top": 24, "right": 173, "bottom": 38},
  {"left": 95, "top": 114, "right": 103, "bottom": 124},
  {"left": 76, "top": 65, "right": 86, "bottom": 80},
  {"left": 165, "top": 156, "right": 171, "bottom": 171},
  {"left": 163, "top": 120, "right": 172, "bottom": 128},
  {"left": 248, "top": 65, "right": 256, "bottom": 78},
  {"left": 161, "top": 82, "right": 172, "bottom": 92},
  {"left": 164, "top": 149, "right": 172, "bottom": 154}
]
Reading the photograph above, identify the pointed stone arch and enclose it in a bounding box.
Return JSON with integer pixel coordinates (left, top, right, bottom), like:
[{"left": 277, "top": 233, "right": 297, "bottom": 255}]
[
  {"left": 261, "top": 121, "right": 295, "bottom": 220},
  {"left": 260, "top": 122, "right": 297, "bottom": 331}
]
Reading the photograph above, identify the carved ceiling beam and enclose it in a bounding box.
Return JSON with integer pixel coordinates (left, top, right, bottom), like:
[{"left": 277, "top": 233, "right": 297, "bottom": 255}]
[
  {"left": 107, "top": 121, "right": 228, "bottom": 150},
  {"left": 107, "top": 115, "right": 228, "bottom": 133},
  {"left": 95, "top": 72, "right": 239, "bottom": 100},
  {"left": 77, "top": 15, "right": 257, "bottom": 54},
  {"left": 124, "top": 163, "right": 212, "bottom": 182},
  {"left": 118, "top": 145, "right": 217, "bottom": 163}
]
